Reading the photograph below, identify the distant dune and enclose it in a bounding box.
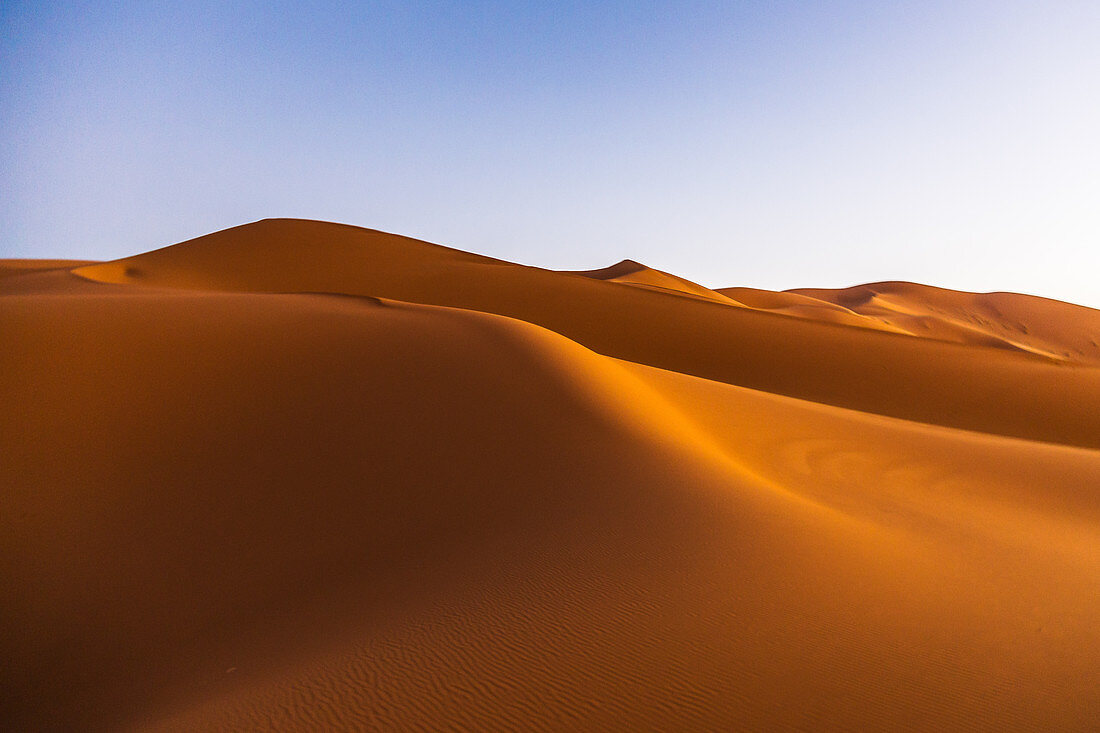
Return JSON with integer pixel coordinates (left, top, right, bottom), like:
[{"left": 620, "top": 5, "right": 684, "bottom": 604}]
[{"left": 3, "top": 219, "right": 1099, "bottom": 730}]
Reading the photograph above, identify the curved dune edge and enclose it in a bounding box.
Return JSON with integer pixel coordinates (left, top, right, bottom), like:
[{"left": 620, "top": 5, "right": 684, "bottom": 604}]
[{"left": 4, "top": 219, "right": 1100, "bottom": 730}]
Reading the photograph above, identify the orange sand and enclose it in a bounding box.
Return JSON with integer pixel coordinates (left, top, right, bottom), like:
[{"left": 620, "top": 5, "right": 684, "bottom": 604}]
[{"left": 3, "top": 219, "right": 1099, "bottom": 730}]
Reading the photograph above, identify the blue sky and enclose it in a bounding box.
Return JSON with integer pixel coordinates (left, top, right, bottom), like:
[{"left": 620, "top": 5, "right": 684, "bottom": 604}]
[{"left": 3, "top": 1, "right": 1099, "bottom": 306}]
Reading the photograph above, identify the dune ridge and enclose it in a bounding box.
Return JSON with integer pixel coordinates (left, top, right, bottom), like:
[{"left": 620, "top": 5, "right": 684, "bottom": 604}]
[
  {"left": 790, "top": 281, "right": 1100, "bottom": 364},
  {"left": 4, "top": 218, "right": 1100, "bottom": 730},
  {"left": 567, "top": 258, "right": 743, "bottom": 305}
]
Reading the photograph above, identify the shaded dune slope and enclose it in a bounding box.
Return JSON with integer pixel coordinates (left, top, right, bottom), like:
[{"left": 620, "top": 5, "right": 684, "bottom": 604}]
[{"left": 4, "top": 218, "right": 1100, "bottom": 730}]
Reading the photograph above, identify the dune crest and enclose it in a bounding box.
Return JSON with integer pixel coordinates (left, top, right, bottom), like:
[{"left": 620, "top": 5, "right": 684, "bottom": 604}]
[
  {"left": 4, "top": 218, "right": 1100, "bottom": 730},
  {"left": 568, "top": 258, "right": 743, "bottom": 305}
]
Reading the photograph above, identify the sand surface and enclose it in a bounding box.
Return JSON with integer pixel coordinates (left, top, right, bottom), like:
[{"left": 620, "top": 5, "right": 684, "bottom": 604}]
[{"left": 3, "top": 219, "right": 1099, "bottom": 730}]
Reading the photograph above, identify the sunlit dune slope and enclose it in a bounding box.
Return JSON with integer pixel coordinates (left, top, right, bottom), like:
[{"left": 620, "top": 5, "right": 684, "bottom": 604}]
[{"left": 4, "top": 218, "right": 1100, "bottom": 731}]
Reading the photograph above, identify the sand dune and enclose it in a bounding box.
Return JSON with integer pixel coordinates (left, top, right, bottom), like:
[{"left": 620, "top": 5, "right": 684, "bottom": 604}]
[
  {"left": 791, "top": 281, "right": 1100, "bottom": 364},
  {"left": 70, "top": 219, "right": 1100, "bottom": 448},
  {"left": 569, "top": 258, "right": 742, "bottom": 305},
  {"left": 3, "top": 219, "right": 1099, "bottom": 730}
]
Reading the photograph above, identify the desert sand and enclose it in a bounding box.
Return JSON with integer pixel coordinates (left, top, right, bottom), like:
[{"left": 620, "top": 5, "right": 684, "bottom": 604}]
[{"left": 3, "top": 219, "right": 1099, "bottom": 731}]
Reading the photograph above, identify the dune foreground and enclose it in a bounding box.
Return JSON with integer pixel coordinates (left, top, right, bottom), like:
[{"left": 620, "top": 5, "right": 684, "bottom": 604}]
[{"left": 3, "top": 219, "right": 1100, "bottom": 731}]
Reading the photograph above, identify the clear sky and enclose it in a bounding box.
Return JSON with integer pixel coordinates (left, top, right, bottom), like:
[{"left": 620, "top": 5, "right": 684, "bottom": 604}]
[{"left": 3, "top": 1, "right": 1099, "bottom": 306}]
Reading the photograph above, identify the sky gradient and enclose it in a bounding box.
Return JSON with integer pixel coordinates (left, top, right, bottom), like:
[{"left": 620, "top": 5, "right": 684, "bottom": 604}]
[{"left": 3, "top": 1, "right": 1099, "bottom": 306}]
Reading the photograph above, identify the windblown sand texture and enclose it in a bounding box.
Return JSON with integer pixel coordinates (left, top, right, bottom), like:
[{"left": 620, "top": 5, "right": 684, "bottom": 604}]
[{"left": 4, "top": 219, "right": 1099, "bottom": 731}]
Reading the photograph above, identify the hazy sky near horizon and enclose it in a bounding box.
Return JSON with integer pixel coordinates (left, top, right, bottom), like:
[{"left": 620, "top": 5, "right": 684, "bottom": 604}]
[{"left": 3, "top": 1, "right": 1099, "bottom": 306}]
